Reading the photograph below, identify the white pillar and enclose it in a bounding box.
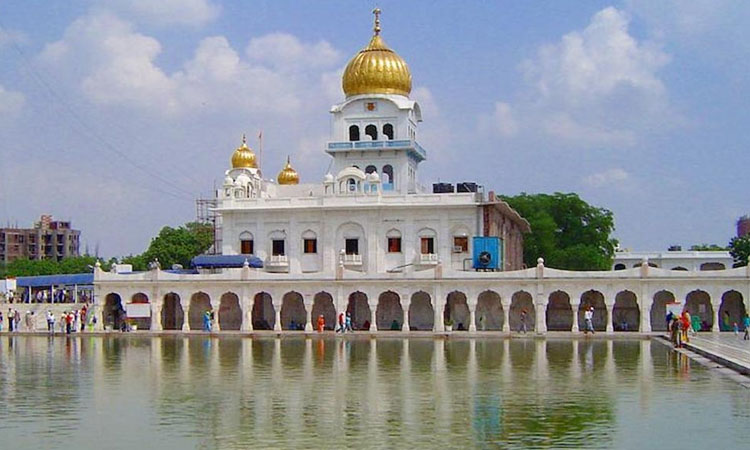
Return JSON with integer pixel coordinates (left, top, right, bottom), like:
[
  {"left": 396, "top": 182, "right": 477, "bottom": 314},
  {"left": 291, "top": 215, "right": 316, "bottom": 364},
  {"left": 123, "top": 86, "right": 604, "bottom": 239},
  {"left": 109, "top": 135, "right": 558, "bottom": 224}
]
[
  {"left": 403, "top": 302, "right": 410, "bottom": 331},
  {"left": 274, "top": 304, "right": 282, "bottom": 331},
  {"left": 152, "top": 303, "right": 163, "bottom": 331},
  {"left": 712, "top": 304, "right": 720, "bottom": 333},
  {"left": 304, "top": 302, "right": 313, "bottom": 332},
  {"left": 468, "top": 301, "right": 477, "bottom": 332},
  {"left": 502, "top": 303, "right": 510, "bottom": 333},
  {"left": 370, "top": 306, "right": 377, "bottom": 331},
  {"left": 571, "top": 302, "right": 580, "bottom": 332},
  {"left": 606, "top": 304, "right": 614, "bottom": 334}
]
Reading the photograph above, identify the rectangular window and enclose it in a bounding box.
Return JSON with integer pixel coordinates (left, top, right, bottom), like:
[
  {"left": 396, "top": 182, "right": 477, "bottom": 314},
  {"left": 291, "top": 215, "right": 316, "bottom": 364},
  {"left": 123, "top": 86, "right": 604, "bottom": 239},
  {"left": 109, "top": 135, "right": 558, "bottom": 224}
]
[
  {"left": 453, "top": 236, "right": 468, "bottom": 253},
  {"left": 240, "top": 239, "right": 254, "bottom": 254},
  {"left": 387, "top": 237, "right": 401, "bottom": 253},
  {"left": 304, "top": 238, "right": 317, "bottom": 254},
  {"left": 420, "top": 237, "right": 434, "bottom": 254},
  {"left": 272, "top": 239, "right": 285, "bottom": 256},
  {"left": 345, "top": 238, "right": 359, "bottom": 255}
]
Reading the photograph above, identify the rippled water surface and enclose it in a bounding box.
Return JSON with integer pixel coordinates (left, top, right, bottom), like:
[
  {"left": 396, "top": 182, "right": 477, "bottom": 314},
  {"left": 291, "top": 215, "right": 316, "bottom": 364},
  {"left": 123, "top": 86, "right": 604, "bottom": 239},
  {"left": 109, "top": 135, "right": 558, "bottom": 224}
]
[{"left": 0, "top": 336, "right": 748, "bottom": 449}]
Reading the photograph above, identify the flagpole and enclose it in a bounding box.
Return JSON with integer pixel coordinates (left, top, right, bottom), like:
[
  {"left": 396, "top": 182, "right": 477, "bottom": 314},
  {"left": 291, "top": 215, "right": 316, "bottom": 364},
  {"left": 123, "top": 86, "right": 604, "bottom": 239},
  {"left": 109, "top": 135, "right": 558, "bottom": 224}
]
[{"left": 258, "top": 130, "right": 263, "bottom": 176}]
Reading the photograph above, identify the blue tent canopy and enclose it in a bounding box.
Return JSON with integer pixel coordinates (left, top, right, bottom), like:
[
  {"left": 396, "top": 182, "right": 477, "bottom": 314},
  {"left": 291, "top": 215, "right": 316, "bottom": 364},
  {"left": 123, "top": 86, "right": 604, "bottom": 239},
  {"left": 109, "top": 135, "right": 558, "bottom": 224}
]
[
  {"left": 16, "top": 273, "right": 94, "bottom": 288},
  {"left": 191, "top": 254, "right": 263, "bottom": 269}
]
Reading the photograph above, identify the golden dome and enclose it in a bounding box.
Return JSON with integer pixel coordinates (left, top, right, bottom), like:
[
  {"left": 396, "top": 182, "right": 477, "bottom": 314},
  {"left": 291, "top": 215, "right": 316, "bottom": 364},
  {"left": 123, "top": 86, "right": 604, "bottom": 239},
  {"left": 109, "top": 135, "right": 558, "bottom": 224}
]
[
  {"left": 277, "top": 156, "right": 299, "bottom": 185},
  {"left": 342, "top": 8, "right": 411, "bottom": 98},
  {"left": 231, "top": 134, "right": 257, "bottom": 169}
]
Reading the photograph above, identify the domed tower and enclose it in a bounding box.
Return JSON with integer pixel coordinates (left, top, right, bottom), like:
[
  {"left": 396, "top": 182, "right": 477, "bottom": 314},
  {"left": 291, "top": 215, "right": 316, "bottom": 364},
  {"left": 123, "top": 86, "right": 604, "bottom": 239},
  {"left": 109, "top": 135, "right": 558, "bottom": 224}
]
[
  {"left": 277, "top": 156, "right": 300, "bottom": 185},
  {"left": 327, "top": 8, "right": 425, "bottom": 195},
  {"left": 220, "top": 134, "right": 262, "bottom": 200}
]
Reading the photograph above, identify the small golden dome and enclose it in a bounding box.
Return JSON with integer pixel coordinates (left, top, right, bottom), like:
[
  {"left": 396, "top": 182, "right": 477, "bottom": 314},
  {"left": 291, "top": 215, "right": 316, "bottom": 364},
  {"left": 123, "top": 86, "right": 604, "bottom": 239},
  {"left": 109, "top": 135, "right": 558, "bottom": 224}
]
[
  {"left": 342, "top": 8, "right": 411, "bottom": 98},
  {"left": 277, "top": 156, "right": 299, "bottom": 185},
  {"left": 231, "top": 134, "right": 257, "bottom": 169}
]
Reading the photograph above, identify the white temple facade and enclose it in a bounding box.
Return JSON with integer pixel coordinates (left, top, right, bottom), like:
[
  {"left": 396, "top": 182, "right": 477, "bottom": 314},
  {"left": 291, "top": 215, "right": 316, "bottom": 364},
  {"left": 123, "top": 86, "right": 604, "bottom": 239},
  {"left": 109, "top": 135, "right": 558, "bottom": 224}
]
[{"left": 94, "top": 10, "right": 750, "bottom": 335}]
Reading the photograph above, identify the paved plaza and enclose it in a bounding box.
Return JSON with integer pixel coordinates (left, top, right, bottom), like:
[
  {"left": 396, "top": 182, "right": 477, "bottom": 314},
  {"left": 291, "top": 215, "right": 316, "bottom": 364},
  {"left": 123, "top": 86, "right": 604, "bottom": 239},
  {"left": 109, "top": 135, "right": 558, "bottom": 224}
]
[{"left": 685, "top": 334, "right": 750, "bottom": 376}]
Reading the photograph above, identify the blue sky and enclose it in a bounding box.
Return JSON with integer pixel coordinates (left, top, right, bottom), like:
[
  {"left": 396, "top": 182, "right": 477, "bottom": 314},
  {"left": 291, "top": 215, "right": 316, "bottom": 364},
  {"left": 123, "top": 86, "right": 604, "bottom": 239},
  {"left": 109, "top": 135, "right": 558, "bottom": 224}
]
[{"left": 1, "top": 0, "right": 748, "bottom": 257}]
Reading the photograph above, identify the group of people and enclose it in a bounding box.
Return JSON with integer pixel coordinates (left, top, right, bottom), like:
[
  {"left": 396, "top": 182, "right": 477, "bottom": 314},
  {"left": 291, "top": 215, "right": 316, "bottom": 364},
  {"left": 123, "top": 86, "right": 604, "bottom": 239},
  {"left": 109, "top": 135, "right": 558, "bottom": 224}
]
[
  {"left": 2, "top": 309, "right": 27, "bottom": 332},
  {"left": 53, "top": 307, "right": 91, "bottom": 334},
  {"left": 335, "top": 312, "right": 354, "bottom": 333},
  {"left": 667, "top": 310, "right": 693, "bottom": 348}
]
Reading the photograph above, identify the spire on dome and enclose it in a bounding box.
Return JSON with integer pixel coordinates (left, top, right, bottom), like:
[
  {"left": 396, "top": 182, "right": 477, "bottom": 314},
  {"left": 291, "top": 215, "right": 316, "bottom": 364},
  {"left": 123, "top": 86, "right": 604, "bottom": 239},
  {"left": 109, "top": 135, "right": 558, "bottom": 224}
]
[{"left": 373, "top": 7, "right": 381, "bottom": 35}]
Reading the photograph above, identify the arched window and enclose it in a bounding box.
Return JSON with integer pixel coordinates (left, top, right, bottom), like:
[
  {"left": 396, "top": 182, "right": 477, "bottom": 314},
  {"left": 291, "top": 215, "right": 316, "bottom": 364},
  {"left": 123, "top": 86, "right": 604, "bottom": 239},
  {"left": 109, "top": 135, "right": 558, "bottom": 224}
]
[
  {"left": 347, "top": 178, "right": 357, "bottom": 192},
  {"left": 418, "top": 228, "right": 437, "bottom": 255},
  {"left": 365, "top": 124, "right": 377, "bottom": 140},
  {"left": 302, "top": 230, "right": 317, "bottom": 254},
  {"left": 383, "top": 123, "right": 394, "bottom": 140},
  {"left": 382, "top": 164, "right": 394, "bottom": 189},
  {"left": 613, "top": 263, "right": 626, "bottom": 270},
  {"left": 349, "top": 125, "right": 360, "bottom": 141},
  {"left": 239, "top": 231, "right": 254, "bottom": 255},
  {"left": 365, "top": 165, "right": 377, "bottom": 174},
  {"left": 386, "top": 229, "right": 402, "bottom": 253}
]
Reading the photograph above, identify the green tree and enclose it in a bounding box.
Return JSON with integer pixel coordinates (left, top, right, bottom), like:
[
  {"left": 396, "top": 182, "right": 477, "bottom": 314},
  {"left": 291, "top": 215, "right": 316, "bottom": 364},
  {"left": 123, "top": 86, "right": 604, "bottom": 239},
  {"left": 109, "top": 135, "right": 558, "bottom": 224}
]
[
  {"left": 141, "top": 222, "right": 213, "bottom": 269},
  {"left": 728, "top": 235, "right": 750, "bottom": 267},
  {"left": 500, "top": 192, "right": 618, "bottom": 270},
  {"left": 689, "top": 243, "right": 728, "bottom": 251}
]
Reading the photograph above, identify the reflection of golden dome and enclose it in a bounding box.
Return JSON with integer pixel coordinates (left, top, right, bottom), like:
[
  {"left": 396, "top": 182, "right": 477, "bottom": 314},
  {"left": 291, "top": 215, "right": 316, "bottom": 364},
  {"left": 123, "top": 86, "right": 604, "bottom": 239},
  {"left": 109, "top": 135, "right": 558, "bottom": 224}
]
[
  {"left": 231, "top": 134, "right": 257, "bottom": 169},
  {"left": 342, "top": 8, "right": 411, "bottom": 98},
  {"left": 277, "top": 156, "right": 299, "bottom": 185}
]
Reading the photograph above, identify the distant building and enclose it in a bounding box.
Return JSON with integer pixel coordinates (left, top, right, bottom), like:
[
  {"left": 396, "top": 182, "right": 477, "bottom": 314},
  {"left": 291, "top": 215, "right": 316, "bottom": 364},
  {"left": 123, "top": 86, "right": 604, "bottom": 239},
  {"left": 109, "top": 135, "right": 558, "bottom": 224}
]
[
  {"left": 737, "top": 215, "right": 750, "bottom": 238},
  {"left": 612, "top": 250, "right": 733, "bottom": 271},
  {"left": 0, "top": 215, "right": 81, "bottom": 263}
]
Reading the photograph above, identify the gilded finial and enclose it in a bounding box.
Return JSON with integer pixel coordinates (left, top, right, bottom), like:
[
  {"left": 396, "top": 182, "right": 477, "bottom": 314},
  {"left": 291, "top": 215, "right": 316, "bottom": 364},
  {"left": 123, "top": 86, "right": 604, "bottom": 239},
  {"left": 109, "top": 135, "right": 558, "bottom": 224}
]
[
  {"left": 241, "top": 133, "right": 247, "bottom": 146},
  {"left": 373, "top": 8, "right": 381, "bottom": 35}
]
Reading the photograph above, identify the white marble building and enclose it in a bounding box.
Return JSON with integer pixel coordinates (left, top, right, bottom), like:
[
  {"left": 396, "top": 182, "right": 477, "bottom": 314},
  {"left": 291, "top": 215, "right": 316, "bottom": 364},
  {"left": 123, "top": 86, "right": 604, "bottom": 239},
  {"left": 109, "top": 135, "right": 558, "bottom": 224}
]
[{"left": 94, "top": 10, "right": 750, "bottom": 335}]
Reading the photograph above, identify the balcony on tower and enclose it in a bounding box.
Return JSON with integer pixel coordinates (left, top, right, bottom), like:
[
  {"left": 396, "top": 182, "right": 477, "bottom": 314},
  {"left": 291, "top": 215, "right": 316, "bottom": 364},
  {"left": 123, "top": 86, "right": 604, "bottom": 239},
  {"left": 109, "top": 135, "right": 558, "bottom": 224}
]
[{"left": 326, "top": 139, "right": 426, "bottom": 162}]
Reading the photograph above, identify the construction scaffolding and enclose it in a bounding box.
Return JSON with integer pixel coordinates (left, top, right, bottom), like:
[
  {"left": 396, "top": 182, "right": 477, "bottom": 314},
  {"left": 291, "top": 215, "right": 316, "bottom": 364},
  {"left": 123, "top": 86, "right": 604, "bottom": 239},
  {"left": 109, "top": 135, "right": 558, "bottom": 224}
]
[{"left": 196, "top": 197, "right": 221, "bottom": 254}]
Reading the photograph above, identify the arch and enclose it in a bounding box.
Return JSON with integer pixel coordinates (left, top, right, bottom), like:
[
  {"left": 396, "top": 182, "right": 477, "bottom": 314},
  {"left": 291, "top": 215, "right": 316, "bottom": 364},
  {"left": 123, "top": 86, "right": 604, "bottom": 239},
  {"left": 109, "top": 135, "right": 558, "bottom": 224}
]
[
  {"left": 650, "top": 290, "right": 675, "bottom": 332},
  {"left": 578, "top": 290, "right": 606, "bottom": 331},
  {"left": 700, "top": 262, "right": 726, "bottom": 271},
  {"left": 634, "top": 262, "right": 658, "bottom": 268},
  {"left": 219, "top": 292, "right": 242, "bottom": 331},
  {"left": 130, "top": 292, "right": 151, "bottom": 330},
  {"left": 252, "top": 292, "right": 275, "bottom": 330},
  {"left": 346, "top": 291, "right": 371, "bottom": 330},
  {"left": 671, "top": 266, "right": 688, "bottom": 271},
  {"left": 311, "top": 292, "right": 336, "bottom": 330},
  {"left": 685, "top": 290, "right": 713, "bottom": 331},
  {"left": 365, "top": 165, "right": 377, "bottom": 174},
  {"left": 444, "top": 291, "right": 469, "bottom": 331},
  {"left": 719, "top": 290, "right": 746, "bottom": 332},
  {"left": 546, "top": 291, "right": 572, "bottom": 331},
  {"left": 409, "top": 291, "right": 434, "bottom": 331},
  {"left": 188, "top": 292, "right": 211, "bottom": 330},
  {"left": 382, "top": 164, "right": 394, "bottom": 186},
  {"left": 475, "top": 290, "right": 503, "bottom": 331},
  {"left": 613, "top": 263, "right": 626, "bottom": 270},
  {"left": 613, "top": 291, "right": 639, "bottom": 331},
  {"left": 365, "top": 124, "right": 377, "bottom": 140},
  {"left": 281, "top": 292, "right": 306, "bottom": 330},
  {"left": 131, "top": 293, "right": 149, "bottom": 303},
  {"left": 103, "top": 293, "right": 124, "bottom": 331},
  {"left": 349, "top": 124, "right": 360, "bottom": 141},
  {"left": 376, "top": 291, "right": 403, "bottom": 330},
  {"left": 161, "top": 292, "right": 184, "bottom": 331},
  {"left": 239, "top": 231, "right": 254, "bottom": 255},
  {"left": 383, "top": 123, "right": 394, "bottom": 140},
  {"left": 509, "top": 291, "right": 535, "bottom": 332}
]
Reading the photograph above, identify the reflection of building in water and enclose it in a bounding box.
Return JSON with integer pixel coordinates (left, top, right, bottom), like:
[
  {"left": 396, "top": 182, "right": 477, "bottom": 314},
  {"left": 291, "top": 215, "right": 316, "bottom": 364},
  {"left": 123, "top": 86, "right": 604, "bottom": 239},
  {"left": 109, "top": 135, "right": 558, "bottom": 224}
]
[{"left": 93, "top": 9, "right": 750, "bottom": 336}]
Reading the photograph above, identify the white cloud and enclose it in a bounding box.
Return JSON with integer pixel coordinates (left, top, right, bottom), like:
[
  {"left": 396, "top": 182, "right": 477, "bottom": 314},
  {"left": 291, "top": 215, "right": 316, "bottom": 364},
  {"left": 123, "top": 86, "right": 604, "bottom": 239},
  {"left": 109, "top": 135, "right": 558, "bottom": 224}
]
[
  {"left": 98, "top": 0, "right": 220, "bottom": 26},
  {"left": 483, "top": 7, "right": 674, "bottom": 148},
  {"left": 39, "top": 12, "right": 341, "bottom": 117},
  {"left": 245, "top": 33, "right": 341, "bottom": 72},
  {"left": 583, "top": 168, "right": 630, "bottom": 187},
  {"left": 0, "top": 84, "right": 25, "bottom": 116}
]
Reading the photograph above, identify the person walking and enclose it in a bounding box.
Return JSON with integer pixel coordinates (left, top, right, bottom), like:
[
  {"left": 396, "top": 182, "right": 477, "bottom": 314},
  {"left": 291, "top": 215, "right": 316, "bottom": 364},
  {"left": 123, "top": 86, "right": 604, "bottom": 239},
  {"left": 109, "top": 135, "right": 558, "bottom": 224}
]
[
  {"left": 65, "top": 311, "right": 73, "bottom": 334},
  {"left": 47, "top": 310, "right": 55, "bottom": 334},
  {"left": 317, "top": 314, "right": 325, "bottom": 333},
  {"left": 0, "top": 311, "right": 4, "bottom": 332},
  {"left": 7, "top": 308, "right": 12, "bottom": 332},
  {"left": 584, "top": 306, "right": 595, "bottom": 335},
  {"left": 59, "top": 312, "right": 66, "bottom": 333},
  {"left": 345, "top": 312, "right": 353, "bottom": 332},
  {"left": 14, "top": 310, "right": 21, "bottom": 332},
  {"left": 743, "top": 314, "right": 750, "bottom": 341},
  {"left": 203, "top": 310, "right": 212, "bottom": 332},
  {"left": 336, "top": 312, "right": 345, "bottom": 333},
  {"left": 520, "top": 309, "right": 527, "bottom": 334}
]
